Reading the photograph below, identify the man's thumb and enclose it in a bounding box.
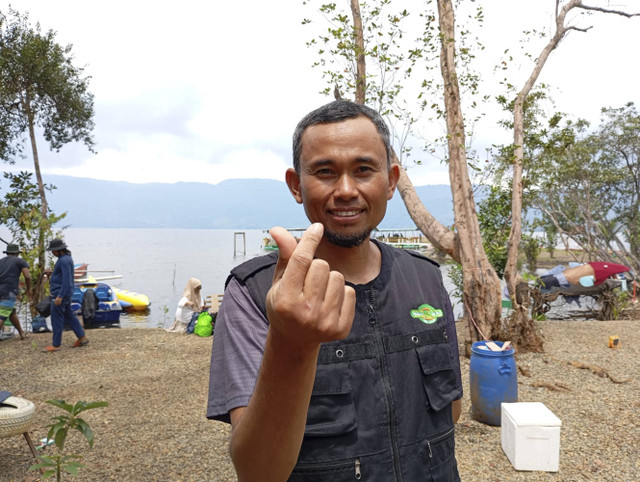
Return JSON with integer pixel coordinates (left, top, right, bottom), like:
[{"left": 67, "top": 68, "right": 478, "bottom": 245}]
[{"left": 270, "top": 226, "right": 298, "bottom": 281}]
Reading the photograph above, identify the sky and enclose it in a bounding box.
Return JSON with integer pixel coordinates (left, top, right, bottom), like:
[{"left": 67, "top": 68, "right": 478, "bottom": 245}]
[{"left": 3, "top": 0, "right": 639, "bottom": 186}]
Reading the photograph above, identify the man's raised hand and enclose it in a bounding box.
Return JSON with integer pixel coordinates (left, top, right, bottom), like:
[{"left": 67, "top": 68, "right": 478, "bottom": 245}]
[{"left": 266, "top": 224, "right": 355, "bottom": 350}]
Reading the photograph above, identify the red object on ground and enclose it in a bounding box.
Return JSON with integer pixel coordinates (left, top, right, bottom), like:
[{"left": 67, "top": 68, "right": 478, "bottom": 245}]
[{"left": 587, "top": 262, "right": 630, "bottom": 284}]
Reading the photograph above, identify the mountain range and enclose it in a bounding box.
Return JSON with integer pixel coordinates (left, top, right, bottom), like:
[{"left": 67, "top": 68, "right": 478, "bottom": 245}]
[{"left": 38, "top": 175, "right": 455, "bottom": 229}]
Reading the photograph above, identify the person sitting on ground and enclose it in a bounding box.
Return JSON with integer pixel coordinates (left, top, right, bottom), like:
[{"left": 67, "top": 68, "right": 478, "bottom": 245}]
[
  {"left": 44, "top": 239, "right": 89, "bottom": 352},
  {"left": 166, "top": 278, "right": 203, "bottom": 333},
  {"left": 0, "top": 244, "right": 31, "bottom": 340}
]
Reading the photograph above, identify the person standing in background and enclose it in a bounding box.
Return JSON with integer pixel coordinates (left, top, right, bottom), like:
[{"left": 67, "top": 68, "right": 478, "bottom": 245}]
[
  {"left": 44, "top": 239, "right": 89, "bottom": 352},
  {"left": 0, "top": 243, "right": 31, "bottom": 340}
]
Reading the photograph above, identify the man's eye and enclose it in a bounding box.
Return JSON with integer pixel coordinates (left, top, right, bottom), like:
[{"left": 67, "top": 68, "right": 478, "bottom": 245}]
[{"left": 316, "top": 168, "right": 333, "bottom": 175}]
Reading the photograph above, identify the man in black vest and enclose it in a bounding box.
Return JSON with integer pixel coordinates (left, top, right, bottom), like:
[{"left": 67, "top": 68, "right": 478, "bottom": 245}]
[
  {"left": 0, "top": 244, "right": 31, "bottom": 340},
  {"left": 208, "top": 101, "right": 462, "bottom": 481}
]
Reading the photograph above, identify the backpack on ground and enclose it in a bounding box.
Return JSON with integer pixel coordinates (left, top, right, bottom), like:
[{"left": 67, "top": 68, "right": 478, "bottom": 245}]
[{"left": 194, "top": 311, "right": 213, "bottom": 337}]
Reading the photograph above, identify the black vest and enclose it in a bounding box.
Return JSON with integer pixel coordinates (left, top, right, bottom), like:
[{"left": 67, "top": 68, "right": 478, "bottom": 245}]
[{"left": 228, "top": 240, "right": 461, "bottom": 481}]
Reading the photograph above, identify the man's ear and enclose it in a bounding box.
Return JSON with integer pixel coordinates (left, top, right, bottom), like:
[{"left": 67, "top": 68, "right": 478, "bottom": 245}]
[
  {"left": 285, "top": 168, "right": 303, "bottom": 204},
  {"left": 387, "top": 164, "right": 400, "bottom": 200}
]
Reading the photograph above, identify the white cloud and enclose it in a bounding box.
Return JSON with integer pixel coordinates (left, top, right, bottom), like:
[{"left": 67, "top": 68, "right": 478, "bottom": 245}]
[
  {"left": 4, "top": 0, "right": 639, "bottom": 187},
  {"left": 44, "top": 144, "right": 291, "bottom": 185}
]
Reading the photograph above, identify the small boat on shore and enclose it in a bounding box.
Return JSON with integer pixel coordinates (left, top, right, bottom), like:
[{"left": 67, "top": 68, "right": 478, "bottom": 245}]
[
  {"left": 74, "top": 263, "right": 88, "bottom": 279},
  {"left": 536, "top": 261, "right": 631, "bottom": 292},
  {"left": 75, "top": 275, "right": 150, "bottom": 312},
  {"left": 71, "top": 280, "right": 122, "bottom": 326}
]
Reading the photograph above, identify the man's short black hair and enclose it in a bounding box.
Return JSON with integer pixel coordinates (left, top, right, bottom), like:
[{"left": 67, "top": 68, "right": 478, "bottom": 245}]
[{"left": 292, "top": 100, "right": 392, "bottom": 174}]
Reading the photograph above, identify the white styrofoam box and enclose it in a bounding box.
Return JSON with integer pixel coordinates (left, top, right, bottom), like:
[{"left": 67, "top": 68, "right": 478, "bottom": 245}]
[{"left": 501, "top": 402, "right": 562, "bottom": 472}]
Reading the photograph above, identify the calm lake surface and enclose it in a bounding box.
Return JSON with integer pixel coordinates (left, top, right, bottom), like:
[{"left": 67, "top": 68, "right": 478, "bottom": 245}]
[
  {"left": 3, "top": 227, "right": 596, "bottom": 331},
  {"left": 7, "top": 228, "right": 455, "bottom": 329},
  {"left": 62, "top": 228, "right": 270, "bottom": 328}
]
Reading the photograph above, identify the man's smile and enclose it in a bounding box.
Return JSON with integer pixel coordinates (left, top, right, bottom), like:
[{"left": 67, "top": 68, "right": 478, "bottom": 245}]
[{"left": 330, "top": 209, "right": 362, "bottom": 218}]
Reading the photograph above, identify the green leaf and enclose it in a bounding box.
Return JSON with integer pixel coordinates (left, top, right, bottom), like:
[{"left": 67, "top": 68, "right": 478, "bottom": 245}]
[
  {"left": 61, "top": 455, "right": 84, "bottom": 475},
  {"left": 71, "top": 400, "right": 108, "bottom": 415},
  {"left": 54, "top": 426, "right": 68, "bottom": 450},
  {"left": 46, "top": 399, "right": 74, "bottom": 413},
  {"left": 75, "top": 418, "right": 95, "bottom": 447}
]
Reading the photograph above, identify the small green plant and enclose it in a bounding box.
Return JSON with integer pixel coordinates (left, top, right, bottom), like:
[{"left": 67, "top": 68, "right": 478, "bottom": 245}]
[
  {"left": 159, "top": 304, "right": 169, "bottom": 328},
  {"left": 610, "top": 290, "right": 631, "bottom": 320},
  {"left": 532, "top": 311, "right": 547, "bottom": 322},
  {"left": 520, "top": 272, "right": 539, "bottom": 283},
  {"left": 29, "top": 399, "right": 108, "bottom": 480},
  {"left": 521, "top": 234, "right": 541, "bottom": 274}
]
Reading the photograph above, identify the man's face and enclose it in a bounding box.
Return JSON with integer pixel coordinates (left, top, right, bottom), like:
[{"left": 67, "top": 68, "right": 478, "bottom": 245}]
[{"left": 287, "top": 116, "right": 399, "bottom": 248}]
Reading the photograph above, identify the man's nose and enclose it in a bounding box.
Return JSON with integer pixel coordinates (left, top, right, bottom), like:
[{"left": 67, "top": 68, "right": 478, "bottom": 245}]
[{"left": 334, "top": 174, "right": 358, "bottom": 199}]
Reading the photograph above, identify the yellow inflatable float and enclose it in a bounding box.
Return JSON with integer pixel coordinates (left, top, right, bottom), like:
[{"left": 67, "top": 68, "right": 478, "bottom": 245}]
[{"left": 112, "top": 287, "right": 150, "bottom": 311}]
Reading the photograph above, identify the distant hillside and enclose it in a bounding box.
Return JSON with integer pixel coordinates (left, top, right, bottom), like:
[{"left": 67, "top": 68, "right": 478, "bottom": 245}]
[{"left": 35, "top": 175, "right": 455, "bottom": 229}]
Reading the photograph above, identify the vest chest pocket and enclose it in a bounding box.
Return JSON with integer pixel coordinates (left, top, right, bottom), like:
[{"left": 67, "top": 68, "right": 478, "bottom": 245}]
[
  {"left": 305, "top": 365, "right": 356, "bottom": 437},
  {"left": 416, "top": 343, "right": 459, "bottom": 412}
]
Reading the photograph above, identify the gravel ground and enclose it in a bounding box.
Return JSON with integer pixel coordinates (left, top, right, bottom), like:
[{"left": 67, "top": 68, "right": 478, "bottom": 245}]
[{"left": 1, "top": 315, "right": 638, "bottom": 481}]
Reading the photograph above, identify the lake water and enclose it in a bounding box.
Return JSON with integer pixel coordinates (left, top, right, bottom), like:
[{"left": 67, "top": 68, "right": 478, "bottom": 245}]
[
  {"left": 3, "top": 228, "right": 463, "bottom": 329},
  {"left": 62, "top": 228, "right": 272, "bottom": 329},
  {"left": 2, "top": 227, "right": 601, "bottom": 332}
]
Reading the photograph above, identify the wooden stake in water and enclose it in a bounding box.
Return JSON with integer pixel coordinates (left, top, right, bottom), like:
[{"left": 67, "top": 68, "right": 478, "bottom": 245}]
[{"left": 234, "top": 232, "right": 246, "bottom": 256}]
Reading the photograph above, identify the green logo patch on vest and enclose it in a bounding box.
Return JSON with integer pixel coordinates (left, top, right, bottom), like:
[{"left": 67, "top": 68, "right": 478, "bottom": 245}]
[{"left": 410, "top": 303, "right": 443, "bottom": 324}]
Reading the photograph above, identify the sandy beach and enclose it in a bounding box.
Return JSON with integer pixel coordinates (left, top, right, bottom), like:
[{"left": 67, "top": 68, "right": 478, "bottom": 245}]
[{"left": 1, "top": 315, "right": 638, "bottom": 481}]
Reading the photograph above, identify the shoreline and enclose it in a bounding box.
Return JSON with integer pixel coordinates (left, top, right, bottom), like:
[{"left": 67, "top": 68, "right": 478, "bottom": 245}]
[{"left": 1, "top": 318, "right": 639, "bottom": 480}]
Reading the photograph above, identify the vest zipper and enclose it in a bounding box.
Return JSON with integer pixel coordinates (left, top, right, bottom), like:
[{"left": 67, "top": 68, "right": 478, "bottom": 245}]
[
  {"left": 429, "top": 426, "right": 455, "bottom": 444},
  {"left": 427, "top": 427, "right": 456, "bottom": 458},
  {"left": 292, "top": 458, "right": 361, "bottom": 478},
  {"left": 366, "top": 289, "right": 403, "bottom": 481}
]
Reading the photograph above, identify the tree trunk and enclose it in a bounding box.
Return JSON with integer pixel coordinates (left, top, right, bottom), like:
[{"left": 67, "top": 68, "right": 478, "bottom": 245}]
[
  {"left": 350, "top": 0, "right": 366, "bottom": 104},
  {"left": 392, "top": 153, "right": 457, "bottom": 258},
  {"left": 347, "top": 0, "right": 501, "bottom": 350},
  {"left": 502, "top": 1, "right": 586, "bottom": 352},
  {"left": 24, "top": 96, "right": 48, "bottom": 219},
  {"left": 436, "top": 0, "right": 501, "bottom": 354},
  {"left": 25, "top": 95, "right": 48, "bottom": 289},
  {"left": 341, "top": 0, "right": 637, "bottom": 353}
]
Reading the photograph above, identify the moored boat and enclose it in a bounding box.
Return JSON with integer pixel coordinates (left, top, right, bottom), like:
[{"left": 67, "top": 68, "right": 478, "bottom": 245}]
[
  {"left": 71, "top": 280, "right": 122, "bottom": 326},
  {"left": 74, "top": 263, "right": 88, "bottom": 279},
  {"left": 113, "top": 287, "right": 150, "bottom": 311}
]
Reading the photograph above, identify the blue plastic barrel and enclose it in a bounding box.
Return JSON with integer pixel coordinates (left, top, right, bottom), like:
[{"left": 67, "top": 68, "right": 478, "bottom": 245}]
[{"left": 470, "top": 341, "right": 518, "bottom": 426}]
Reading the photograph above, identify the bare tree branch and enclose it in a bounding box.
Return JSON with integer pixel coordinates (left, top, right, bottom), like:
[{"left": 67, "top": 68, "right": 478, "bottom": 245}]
[
  {"left": 578, "top": 4, "right": 640, "bottom": 18},
  {"left": 565, "top": 25, "right": 591, "bottom": 33}
]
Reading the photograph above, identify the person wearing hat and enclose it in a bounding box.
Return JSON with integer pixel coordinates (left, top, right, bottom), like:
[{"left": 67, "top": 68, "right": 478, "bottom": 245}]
[
  {"left": 44, "top": 239, "right": 89, "bottom": 352},
  {"left": 0, "top": 243, "right": 31, "bottom": 340}
]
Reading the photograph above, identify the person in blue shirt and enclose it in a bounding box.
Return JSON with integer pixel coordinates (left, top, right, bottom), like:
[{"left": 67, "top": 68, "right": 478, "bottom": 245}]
[{"left": 43, "top": 239, "right": 89, "bottom": 352}]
